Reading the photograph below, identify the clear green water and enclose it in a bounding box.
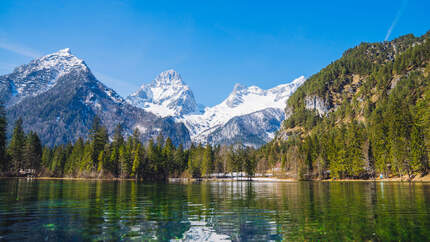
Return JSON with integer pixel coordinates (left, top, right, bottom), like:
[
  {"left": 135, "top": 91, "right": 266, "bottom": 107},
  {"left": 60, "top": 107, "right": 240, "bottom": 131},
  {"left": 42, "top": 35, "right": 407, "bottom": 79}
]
[{"left": 1, "top": 179, "right": 430, "bottom": 241}]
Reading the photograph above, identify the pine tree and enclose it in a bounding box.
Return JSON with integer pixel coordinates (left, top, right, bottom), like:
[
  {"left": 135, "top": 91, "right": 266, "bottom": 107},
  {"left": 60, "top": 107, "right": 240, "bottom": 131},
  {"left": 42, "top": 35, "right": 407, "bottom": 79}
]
[
  {"left": 347, "top": 122, "right": 365, "bottom": 177},
  {"left": 132, "top": 128, "right": 141, "bottom": 150},
  {"left": 388, "top": 97, "right": 412, "bottom": 176},
  {"left": 162, "top": 137, "right": 175, "bottom": 177},
  {"left": 173, "top": 143, "right": 185, "bottom": 173},
  {"left": 97, "top": 149, "right": 105, "bottom": 173},
  {"left": 330, "top": 127, "right": 347, "bottom": 179},
  {"left": 201, "top": 144, "right": 213, "bottom": 177},
  {"left": 64, "top": 137, "right": 84, "bottom": 176},
  {"left": 8, "top": 118, "right": 25, "bottom": 174},
  {"left": 131, "top": 143, "right": 144, "bottom": 179},
  {"left": 0, "top": 104, "right": 7, "bottom": 172},
  {"left": 225, "top": 145, "right": 234, "bottom": 175},
  {"left": 90, "top": 117, "right": 108, "bottom": 170},
  {"left": 243, "top": 147, "right": 256, "bottom": 178},
  {"left": 50, "top": 145, "right": 67, "bottom": 176},
  {"left": 370, "top": 108, "right": 390, "bottom": 176},
  {"left": 409, "top": 124, "right": 427, "bottom": 175},
  {"left": 41, "top": 147, "right": 53, "bottom": 172},
  {"left": 81, "top": 141, "right": 93, "bottom": 172},
  {"left": 113, "top": 123, "right": 124, "bottom": 147},
  {"left": 146, "top": 139, "right": 158, "bottom": 178},
  {"left": 416, "top": 89, "right": 430, "bottom": 172},
  {"left": 119, "top": 145, "right": 130, "bottom": 178},
  {"left": 23, "top": 131, "right": 42, "bottom": 172},
  {"left": 109, "top": 144, "right": 120, "bottom": 176},
  {"left": 187, "top": 145, "right": 202, "bottom": 178},
  {"left": 156, "top": 133, "right": 164, "bottom": 153}
]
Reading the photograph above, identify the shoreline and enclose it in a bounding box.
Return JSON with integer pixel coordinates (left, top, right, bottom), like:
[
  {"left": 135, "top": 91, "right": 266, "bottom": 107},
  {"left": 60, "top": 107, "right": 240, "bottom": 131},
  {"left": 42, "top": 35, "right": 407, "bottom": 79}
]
[
  {"left": 2, "top": 175, "right": 429, "bottom": 183},
  {"left": 0, "top": 176, "right": 137, "bottom": 181},
  {"left": 172, "top": 176, "right": 430, "bottom": 183}
]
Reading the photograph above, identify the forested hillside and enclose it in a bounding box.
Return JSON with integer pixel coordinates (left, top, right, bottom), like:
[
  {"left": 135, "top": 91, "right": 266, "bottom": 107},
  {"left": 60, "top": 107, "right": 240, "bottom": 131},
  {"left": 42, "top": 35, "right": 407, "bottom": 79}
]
[
  {"left": 0, "top": 110, "right": 257, "bottom": 179},
  {"left": 259, "top": 31, "right": 430, "bottom": 179}
]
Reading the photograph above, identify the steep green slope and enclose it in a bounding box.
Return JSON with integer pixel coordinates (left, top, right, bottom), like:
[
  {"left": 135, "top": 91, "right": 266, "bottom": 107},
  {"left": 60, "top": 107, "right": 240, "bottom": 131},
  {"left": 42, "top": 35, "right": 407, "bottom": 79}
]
[{"left": 259, "top": 31, "right": 430, "bottom": 180}]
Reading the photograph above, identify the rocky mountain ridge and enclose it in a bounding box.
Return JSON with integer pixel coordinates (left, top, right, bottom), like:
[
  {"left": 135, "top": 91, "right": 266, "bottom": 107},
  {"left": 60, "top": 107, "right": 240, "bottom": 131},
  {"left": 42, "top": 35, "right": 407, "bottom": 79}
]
[
  {"left": 127, "top": 70, "right": 305, "bottom": 147},
  {"left": 0, "top": 49, "right": 191, "bottom": 146},
  {"left": 0, "top": 49, "right": 305, "bottom": 148},
  {"left": 126, "top": 69, "right": 199, "bottom": 117}
]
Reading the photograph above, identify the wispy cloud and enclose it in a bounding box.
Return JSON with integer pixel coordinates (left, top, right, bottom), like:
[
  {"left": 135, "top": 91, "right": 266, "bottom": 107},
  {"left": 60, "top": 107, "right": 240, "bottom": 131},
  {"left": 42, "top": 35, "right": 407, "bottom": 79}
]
[
  {"left": 0, "top": 39, "right": 41, "bottom": 58},
  {"left": 94, "top": 71, "right": 138, "bottom": 97},
  {"left": 385, "top": 0, "right": 408, "bottom": 41}
]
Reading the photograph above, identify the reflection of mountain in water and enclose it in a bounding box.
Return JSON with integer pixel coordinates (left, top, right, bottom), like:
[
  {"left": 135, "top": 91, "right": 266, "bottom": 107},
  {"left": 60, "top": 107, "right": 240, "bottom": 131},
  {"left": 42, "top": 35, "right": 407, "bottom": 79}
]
[{"left": 181, "top": 220, "right": 230, "bottom": 241}]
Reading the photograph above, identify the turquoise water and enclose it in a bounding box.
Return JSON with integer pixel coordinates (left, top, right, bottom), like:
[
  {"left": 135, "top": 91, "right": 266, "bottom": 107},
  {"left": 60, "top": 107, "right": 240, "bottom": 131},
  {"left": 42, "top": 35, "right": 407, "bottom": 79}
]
[{"left": 0, "top": 179, "right": 430, "bottom": 241}]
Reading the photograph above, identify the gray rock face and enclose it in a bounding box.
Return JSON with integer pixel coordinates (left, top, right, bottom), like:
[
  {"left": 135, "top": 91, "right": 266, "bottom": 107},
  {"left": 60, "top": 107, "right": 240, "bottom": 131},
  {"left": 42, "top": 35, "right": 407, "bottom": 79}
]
[
  {"left": 304, "top": 95, "right": 329, "bottom": 116},
  {"left": 1, "top": 49, "right": 191, "bottom": 147},
  {"left": 204, "top": 108, "right": 285, "bottom": 147}
]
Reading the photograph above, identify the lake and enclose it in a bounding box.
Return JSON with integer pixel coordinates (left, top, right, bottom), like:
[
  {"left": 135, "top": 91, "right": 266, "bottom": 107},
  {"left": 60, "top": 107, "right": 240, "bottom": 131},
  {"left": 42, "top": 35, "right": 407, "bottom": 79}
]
[{"left": 0, "top": 179, "right": 430, "bottom": 241}]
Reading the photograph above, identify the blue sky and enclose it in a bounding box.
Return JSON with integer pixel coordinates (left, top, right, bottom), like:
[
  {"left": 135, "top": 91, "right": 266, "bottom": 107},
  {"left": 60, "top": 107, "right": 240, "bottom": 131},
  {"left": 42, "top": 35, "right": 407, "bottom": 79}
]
[{"left": 0, "top": 0, "right": 429, "bottom": 106}]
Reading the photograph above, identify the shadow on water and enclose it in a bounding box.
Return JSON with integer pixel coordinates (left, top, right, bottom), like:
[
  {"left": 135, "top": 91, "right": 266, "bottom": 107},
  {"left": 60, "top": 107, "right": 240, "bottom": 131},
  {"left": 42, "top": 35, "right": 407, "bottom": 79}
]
[{"left": 1, "top": 179, "right": 430, "bottom": 241}]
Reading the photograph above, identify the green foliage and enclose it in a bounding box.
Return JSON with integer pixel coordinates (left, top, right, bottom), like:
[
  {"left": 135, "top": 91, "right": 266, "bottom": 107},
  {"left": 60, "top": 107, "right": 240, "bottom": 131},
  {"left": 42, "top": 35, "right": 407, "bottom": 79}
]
[
  {"left": 0, "top": 104, "right": 7, "bottom": 172},
  {"left": 8, "top": 118, "right": 25, "bottom": 173},
  {"left": 23, "top": 131, "right": 42, "bottom": 171},
  {"left": 258, "top": 32, "right": 430, "bottom": 180}
]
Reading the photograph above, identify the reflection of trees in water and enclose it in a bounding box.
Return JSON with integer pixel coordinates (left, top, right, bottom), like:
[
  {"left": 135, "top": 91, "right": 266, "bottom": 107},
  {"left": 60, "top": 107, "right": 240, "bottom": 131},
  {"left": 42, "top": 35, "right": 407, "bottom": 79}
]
[
  {"left": 185, "top": 182, "right": 281, "bottom": 241},
  {"left": 0, "top": 180, "right": 192, "bottom": 241},
  {"left": 1, "top": 179, "right": 430, "bottom": 241},
  {"left": 185, "top": 181, "right": 430, "bottom": 241}
]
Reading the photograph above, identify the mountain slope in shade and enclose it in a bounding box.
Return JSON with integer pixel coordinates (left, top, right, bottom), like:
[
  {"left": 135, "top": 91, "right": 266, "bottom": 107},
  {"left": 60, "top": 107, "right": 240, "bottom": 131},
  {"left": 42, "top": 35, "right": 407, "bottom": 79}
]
[
  {"left": 1, "top": 49, "right": 191, "bottom": 147},
  {"left": 203, "top": 108, "right": 285, "bottom": 147},
  {"left": 126, "top": 69, "right": 199, "bottom": 117}
]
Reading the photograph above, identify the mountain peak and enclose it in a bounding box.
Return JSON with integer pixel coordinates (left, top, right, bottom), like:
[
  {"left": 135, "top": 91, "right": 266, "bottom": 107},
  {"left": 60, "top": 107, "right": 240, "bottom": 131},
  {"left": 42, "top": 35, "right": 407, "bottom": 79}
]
[
  {"left": 2, "top": 48, "right": 90, "bottom": 106},
  {"left": 127, "top": 69, "right": 198, "bottom": 117},
  {"left": 56, "top": 48, "right": 72, "bottom": 55},
  {"left": 225, "top": 83, "right": 265, "bottom": 108},
  {"left": 36, "top": 48, "right": 87, "bottom": 72},
  {"left": 232, "top": 83, "right": 246, "bottom": 92},
  {"left": 154, "top": 69, "right": 184, "bottom": 86}
]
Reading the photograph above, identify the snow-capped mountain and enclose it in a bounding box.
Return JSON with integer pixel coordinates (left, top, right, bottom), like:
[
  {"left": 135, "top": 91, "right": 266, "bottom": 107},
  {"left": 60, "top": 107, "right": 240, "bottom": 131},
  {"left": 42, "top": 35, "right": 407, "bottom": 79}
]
[
  {"left": 0, "top": 48, "right": 93, "bottom": 106},
  {"left": 179, "top": 76, "right": 305, "bottom": 140},
  {"left": 126, "top": 69, "right": 199, "bottom": 117},
  {"left": 203, "top": 108, "right": 286, "bottom": 147},
  {"left": 127, "top": 70, "right": 305, "bottom": 147},
  {"left": 1, "top": 49, "right": 304, "bottom": 147},
  {"left": 1, "top": 50, "right": 191, "bottom": 146}
]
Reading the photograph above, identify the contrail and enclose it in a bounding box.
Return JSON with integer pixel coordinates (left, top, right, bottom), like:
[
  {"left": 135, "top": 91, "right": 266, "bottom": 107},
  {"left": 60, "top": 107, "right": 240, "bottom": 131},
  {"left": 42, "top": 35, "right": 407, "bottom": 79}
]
[{"left": 385, "top": 0, "right": 408, "bottom": 41}]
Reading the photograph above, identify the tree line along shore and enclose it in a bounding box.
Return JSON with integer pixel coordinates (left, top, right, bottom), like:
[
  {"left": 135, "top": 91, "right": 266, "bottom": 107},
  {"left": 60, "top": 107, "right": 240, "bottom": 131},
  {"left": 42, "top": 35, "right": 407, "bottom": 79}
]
[{"left": 0, "top": 106, "right": 429, "bottom": 182}]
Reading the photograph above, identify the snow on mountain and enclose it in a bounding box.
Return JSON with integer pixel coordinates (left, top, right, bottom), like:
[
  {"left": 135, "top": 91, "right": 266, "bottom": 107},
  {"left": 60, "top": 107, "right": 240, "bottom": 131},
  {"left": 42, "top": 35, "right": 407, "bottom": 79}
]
[
  {"left": 126, "top": 69, "right": 198, "bottom": 117},
  {"left": 1, "top": 50, "right": 191, "bottom": 147},
  {"left": 1, "top": 48, "right": 90, "bottom": 106},
  {"left": 202, "top": 108, "right": 286, "bottom": 147},
  {"left": 126, "top": 70, "right": 305, "bottom": 146},
  {"left": 178, "top": 76, "right": 306, "bottom": 143}
]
